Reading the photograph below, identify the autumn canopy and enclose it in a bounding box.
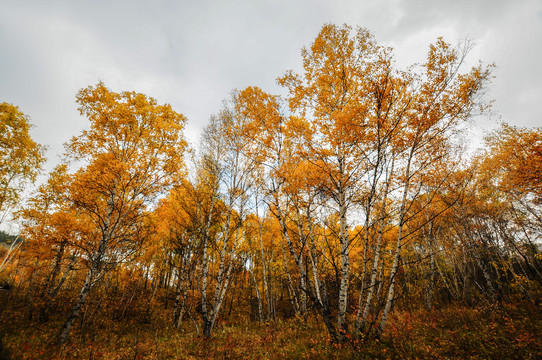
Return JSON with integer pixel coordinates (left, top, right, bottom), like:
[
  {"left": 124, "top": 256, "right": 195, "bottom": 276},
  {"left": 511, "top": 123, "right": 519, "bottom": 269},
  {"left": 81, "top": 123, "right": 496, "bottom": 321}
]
[{"left": 0, "top": 24, "right": 540, "bottom": 359}]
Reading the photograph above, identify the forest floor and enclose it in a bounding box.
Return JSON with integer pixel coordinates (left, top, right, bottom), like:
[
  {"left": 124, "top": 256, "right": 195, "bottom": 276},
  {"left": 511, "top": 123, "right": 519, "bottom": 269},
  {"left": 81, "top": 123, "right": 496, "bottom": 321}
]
[{"left": 0, "top": 300, "right": 541, "bottom": 359}]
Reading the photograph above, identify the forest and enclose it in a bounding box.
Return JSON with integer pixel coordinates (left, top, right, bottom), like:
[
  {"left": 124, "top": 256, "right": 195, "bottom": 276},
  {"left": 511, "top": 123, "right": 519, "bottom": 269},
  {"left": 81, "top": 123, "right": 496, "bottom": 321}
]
[{"left": 0, "top": 24, "right": 541, "bottom": 359}]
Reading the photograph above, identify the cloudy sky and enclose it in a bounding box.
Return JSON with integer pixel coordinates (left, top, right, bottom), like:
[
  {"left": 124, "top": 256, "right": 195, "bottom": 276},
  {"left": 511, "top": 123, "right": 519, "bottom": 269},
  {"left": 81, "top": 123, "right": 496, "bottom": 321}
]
[{"left": 1, "top": 0, "right": 541, "bottom": 167}]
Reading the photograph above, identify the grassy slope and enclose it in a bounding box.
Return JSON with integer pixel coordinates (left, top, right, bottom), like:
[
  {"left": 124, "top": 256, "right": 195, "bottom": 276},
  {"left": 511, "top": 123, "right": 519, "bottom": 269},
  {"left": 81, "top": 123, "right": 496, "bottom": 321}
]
[{"left": 0, "top": 298, "right": 540, "bottom": 359}]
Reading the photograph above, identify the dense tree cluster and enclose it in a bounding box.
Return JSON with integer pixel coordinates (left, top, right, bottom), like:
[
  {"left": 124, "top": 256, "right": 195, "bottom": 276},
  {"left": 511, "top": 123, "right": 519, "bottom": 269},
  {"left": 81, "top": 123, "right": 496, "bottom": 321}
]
[{"left": 1, "top": 24, "right": 540, "bottom": 350}]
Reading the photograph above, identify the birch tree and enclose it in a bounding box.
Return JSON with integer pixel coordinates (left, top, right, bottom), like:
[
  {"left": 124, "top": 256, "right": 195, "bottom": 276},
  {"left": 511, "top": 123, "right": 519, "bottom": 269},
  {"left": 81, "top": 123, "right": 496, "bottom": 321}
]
[
  {"left": 57, "top": 82, "right": 186, "bottom": 344},
  {"left": 0, "top": 102, "right": 45, "bottom": 221},
  {"left": 199, "top": 96, "right": 256, "bottom": 337}
]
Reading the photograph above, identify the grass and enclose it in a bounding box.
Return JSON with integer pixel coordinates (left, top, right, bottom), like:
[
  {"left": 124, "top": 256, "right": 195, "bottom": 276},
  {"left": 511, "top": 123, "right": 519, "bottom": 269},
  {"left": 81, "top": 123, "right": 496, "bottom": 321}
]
[{"left": 0, "top": 299, "right": 540, "bottom": 359}]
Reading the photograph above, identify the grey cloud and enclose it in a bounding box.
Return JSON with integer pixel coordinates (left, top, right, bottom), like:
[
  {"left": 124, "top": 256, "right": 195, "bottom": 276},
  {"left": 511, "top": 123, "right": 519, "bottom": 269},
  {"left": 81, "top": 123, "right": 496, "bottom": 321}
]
[{"left": 0, "top": 0, "right": 540, "bottom": 171}]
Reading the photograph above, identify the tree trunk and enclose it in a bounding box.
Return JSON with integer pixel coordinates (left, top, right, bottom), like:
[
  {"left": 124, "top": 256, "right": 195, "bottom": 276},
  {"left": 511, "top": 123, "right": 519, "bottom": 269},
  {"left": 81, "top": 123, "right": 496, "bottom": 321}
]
[
  {"left": 356, "top": 157, "right": 393, "bottom": 333},
  {"left": 249, "top": 264, "right": 264, "bottom": 323},
  {"left": 173, "top": 265, "right": 188, "bottom": 328},
  {"left": 380, "top": 150, "right": 412, "bottom": 331},
  {"left": 58, "top": 268, "right": 95, "bottom": 345},
  {"left": 337, "top": 188, "right": 350, "bottom": 342},
  {"left": 256, "top": 194, "right": 271, "bottom": 321},
  {"left": 41, "top": 253, "right": 77, "bottom": 322}
]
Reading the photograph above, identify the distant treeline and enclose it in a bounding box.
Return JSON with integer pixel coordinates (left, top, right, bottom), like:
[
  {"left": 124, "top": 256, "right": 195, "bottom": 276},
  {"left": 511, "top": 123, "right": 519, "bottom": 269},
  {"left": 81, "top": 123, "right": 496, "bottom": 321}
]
[{"left": 0, "top": 231, "right": 19, "bottom": 245}]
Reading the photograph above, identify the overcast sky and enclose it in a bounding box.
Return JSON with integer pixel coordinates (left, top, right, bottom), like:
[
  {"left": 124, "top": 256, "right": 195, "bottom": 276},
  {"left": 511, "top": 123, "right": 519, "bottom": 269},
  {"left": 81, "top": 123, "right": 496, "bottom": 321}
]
[{"left": 1, "top": 0, "right": 541, "bottom": 167}]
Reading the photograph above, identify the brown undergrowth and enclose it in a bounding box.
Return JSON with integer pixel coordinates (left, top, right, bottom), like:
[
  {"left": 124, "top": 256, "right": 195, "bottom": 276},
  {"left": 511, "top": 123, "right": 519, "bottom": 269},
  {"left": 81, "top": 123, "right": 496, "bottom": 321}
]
[{"left": 0, "top": 299, "right": 540, "bottom": 359}]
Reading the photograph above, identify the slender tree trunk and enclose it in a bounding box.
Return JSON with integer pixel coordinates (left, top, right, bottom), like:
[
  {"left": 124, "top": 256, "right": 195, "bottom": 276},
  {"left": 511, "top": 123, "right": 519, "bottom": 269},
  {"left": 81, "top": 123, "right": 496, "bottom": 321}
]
[
  {"left": 41, "top": 241, "right": 66, "bottom": 299},
  {"left": 200, "top": 235, "right": 210, "bottom": 334},
  {"left": 249, "top": 264, "right": 264, "bottom": 323},
  {"left": 25, "top": 264, "right": 38, "bottom": 321},
  {"left": 204, "top": 253, "right": 235, "bottom": 337},
  {"left": 279, "top": 216, "right": 301, "bottom": 316},
  {"left": 282, "top": 251, "right": 300, "bottom": 316},
  {"left": 356, "top": 157, "right": 393, "bottom": 332},
  {"left": 474, "top": 250, "right": 498, "bottom": 302},
  {"left": 173, "top": 263, "right": 188, "bottom": 328},
  {"left": 424, "top": 229, "right": 437, "bottom": 311},
  {"left": 200, "top": 190, "right": 216, "bottom": 337},
  {"left": 256, "top": 195, "right": 271, "bottom": 321},
  {"left": 380, "top": 150, "right": 413, "bottom": 331},
  {"left": 58, "top": 268, "right": 95, "bottom": 345},
  {"left": 426, "top": 256, "right": 436, "bottom": 311},
  {"left": 42, "top": 253, "right": 77, "bottom": 322},
  {"left": 337, "top": 188, "right": 350, "bottom": 342}
]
